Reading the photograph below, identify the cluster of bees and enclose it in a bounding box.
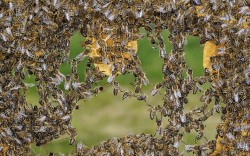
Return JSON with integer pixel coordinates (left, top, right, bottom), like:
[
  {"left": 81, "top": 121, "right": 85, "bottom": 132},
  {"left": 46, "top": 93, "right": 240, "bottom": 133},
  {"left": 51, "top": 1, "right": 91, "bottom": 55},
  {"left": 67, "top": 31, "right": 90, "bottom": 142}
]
[
  {"left": 76, "top": 134, "right": 167, "bottom": 156},
  {"left": 0, "top": 0, "right": 249, "bottom": 155}
]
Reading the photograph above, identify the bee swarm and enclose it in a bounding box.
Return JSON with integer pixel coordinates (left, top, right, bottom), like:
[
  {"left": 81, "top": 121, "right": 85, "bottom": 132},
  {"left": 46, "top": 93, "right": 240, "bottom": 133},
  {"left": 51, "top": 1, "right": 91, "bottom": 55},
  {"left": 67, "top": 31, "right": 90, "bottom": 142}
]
[{"left": 0, "top": 0, "right": 249, "bottom": 155}]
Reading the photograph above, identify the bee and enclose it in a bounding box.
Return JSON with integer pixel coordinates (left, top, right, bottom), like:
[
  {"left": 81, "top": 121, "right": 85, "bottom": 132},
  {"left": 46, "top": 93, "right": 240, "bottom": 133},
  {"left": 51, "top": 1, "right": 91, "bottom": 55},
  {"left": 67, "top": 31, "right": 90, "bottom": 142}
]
[
  {"left": 6, "top": 1, "right": 14, "bottom": 11},
  {"left": 148, "top": 106, "right": 156, "bottom": 120},
  {"left": 76, "top": 142, "right": 89, "bottom": 156},
  {"left": 192, "top": 0, "right": 202, "bottom": 5},
  {"left": 213, "top": 103, "right": 220, "bottom": 113},
  {"left": 155, "top": 113, "right": 162, "bottom": 128},
  {"left": 76, "top": 142, "right": 84, "bottom": 154},
  {"left": 66, "top": 126, "right": 77, "bottom": 145},
  {"left": 114, "top": 42, "right": 121, "bottom": 52},
  {"left": 216, "top": 124, "right": 224, "bottom": 137},
  {"left": 107, "top": 74, "right": 116, "bottom": 83},
  {"left": 122, "top": 91, "right": 133, "bottom": 100},
  {"left": 64, "top": 75, "right": 71, "bottom": 90},
  {"left": 101, "top": 45, "right": 110, "bottom": 54},
  {"left": 186, "top": 68, "right": 193, "bottom": 83},
  {"left": 137, "top": 94, "right": 147, "bottom": 102},
  {"left": 112, "top": 81, "right": 120, "bottom": 96},
  {"left": 193, "top": 85, "right": 201, "bottom": 94},
  {"left": 48, "top": 152, "right": 55, "bottom": 156},
  {"left": 75, "top": 51, "right": 88, "bottom": 63},
  {"left": 82, "top": 39, "right": 92, "bottom": 46},
  {"left": 197, "top": 76, "right": 206, "bottom": 85},
  {"left": 79, "top": 26, "right": 88, "bottom": 37},
  {"left": 159, "top": 47, "right": 167, "bottom": 58},
  {"left": 36, "top": 139, "right": 47, "bottom": 147},
  {"left": 233, "top": 91, "right": 239, "bottom": 103},
  {"left": 196, "top": 131, "right": 204, "bottom": 141},
  {"left": 91, "top": 86, "right": 104, "bottom": 94},
  {"left": 0, "top": 32, "right": 8, "bottom": 42},
  {"left": 134, "top": 79, "right": 142, "bottom": 93},
  {"left": 151, "top": 82, "right": 163, "bottom": 96},
  {"left": 150, "top": 36, "right": 156, "bottom": 45},
  {"left": 179, "top": 113, "right": 187, "bottom": 123}
]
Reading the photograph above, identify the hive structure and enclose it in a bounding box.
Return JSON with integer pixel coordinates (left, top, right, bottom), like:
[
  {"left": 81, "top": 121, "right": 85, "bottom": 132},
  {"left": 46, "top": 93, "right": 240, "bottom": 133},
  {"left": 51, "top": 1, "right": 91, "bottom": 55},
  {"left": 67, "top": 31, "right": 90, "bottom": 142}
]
[{"left": 0, "top": 0, "right": 249, "bottom": 155}]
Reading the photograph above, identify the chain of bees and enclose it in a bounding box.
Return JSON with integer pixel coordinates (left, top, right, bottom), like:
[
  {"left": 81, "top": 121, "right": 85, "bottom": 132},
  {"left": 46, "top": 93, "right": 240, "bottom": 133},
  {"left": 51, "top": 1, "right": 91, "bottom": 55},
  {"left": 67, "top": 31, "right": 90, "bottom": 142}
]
[{"left": 0, "top": 0, "right": 249, "bottom": 155}]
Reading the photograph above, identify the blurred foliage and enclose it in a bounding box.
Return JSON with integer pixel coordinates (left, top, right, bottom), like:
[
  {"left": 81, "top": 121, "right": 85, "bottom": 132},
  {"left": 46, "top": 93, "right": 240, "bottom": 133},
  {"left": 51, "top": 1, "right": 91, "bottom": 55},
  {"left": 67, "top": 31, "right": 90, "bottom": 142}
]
[{"left": 31, "top": 31, "right": 214, "bottom": 155}]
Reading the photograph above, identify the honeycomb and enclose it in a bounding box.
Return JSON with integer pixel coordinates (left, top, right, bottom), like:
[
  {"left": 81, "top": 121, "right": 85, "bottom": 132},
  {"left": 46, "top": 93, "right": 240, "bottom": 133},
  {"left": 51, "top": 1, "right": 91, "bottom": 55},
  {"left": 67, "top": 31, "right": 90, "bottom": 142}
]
[{"left": 0, "top": 0, "right": 249, "bottom": 155}]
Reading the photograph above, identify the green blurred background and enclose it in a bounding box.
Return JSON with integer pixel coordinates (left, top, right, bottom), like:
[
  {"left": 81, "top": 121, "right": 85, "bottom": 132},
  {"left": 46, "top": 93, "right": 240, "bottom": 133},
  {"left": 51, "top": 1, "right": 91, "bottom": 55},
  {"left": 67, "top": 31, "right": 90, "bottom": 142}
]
[{"left": 29, "top": 30, "right": 221, "bottom": 155}]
